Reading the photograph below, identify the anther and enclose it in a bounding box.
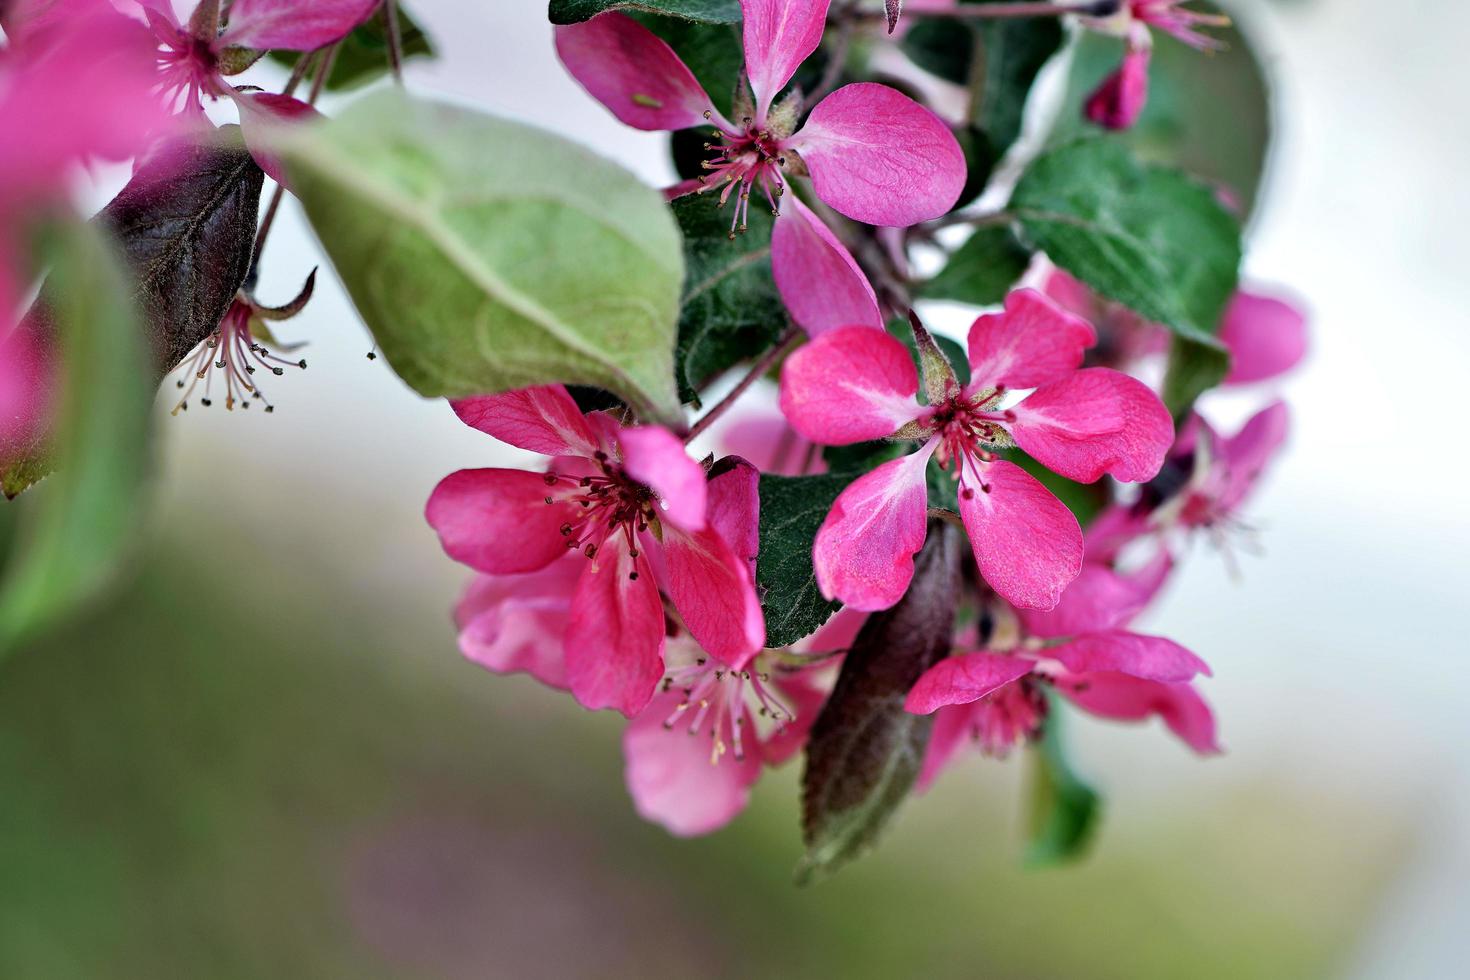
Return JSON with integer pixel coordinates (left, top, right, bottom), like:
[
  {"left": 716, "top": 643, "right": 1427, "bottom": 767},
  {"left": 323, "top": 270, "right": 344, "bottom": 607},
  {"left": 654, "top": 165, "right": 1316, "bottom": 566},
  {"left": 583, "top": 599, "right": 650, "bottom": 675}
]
[
  {"left": 583, "top": 543, "right": 597, "bottom": 559},
  {"left": 543, "top": 472, "right": 558, "bottom": 486}
]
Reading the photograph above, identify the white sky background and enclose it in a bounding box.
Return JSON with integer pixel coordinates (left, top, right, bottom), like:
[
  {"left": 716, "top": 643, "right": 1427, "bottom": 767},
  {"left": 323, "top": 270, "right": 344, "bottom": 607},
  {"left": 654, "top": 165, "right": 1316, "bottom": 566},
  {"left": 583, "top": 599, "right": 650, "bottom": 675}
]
[{"left": 140, "top": 1, "right": 1470, "bottom": 973}]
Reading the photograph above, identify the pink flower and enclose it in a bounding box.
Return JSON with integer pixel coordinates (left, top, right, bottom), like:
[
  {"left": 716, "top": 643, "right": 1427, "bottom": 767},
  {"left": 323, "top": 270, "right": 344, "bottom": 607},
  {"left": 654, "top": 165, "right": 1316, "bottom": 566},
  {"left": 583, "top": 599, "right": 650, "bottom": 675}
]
[
  {"left": 169, "top": 285, "right": 312, "bottom": 414},
  {"left": 1125, "top": 0, "right": 1231, "bottom": 51},
  {"left": 1089, "top": 401, "right": 1291, "bottom": 566},
  {"left": 1081, "top": 2, "right": 1228, "bottom": 130},
  {"left": 555, "top": 0, "right": 965, "bottom": 335},
  {"left": 778, "top": 288, "right": 1174, "bottom": 612},
  {"left": 906, "top": 560, "right": 1219, "bottom": 791},
  {"left": 427, "top": 385, "right": 765, "bottom": 716},
  {"left": 452, "top": 478, "right": 867, "bottom": 836},
  {"left": 1085, "top": 41, "right": 1150, "bottom": 131}
]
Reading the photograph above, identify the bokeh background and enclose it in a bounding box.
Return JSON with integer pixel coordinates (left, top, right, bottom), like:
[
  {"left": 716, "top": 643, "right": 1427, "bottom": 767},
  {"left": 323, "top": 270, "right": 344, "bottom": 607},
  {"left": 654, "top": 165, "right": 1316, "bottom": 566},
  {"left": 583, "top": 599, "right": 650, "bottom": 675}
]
[{"left": 2, "top": 0, "right": 1467, "bottom": 976}]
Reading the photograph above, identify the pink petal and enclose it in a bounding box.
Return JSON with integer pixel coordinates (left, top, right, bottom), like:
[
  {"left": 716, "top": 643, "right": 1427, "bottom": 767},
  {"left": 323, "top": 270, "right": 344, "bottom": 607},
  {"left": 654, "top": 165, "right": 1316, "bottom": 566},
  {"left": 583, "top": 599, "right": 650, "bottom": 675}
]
[
  {"left": 741, "top": 0, "right": 830, "bottom": 118},
  {"left": 788, "top": 82, "right": 966, "bottom": 227},
  {"left": 1219, "top": 289, "right": 1308, "bottom": 385},
  {"left": 717, "top": 411, "right": 822, "bottom": 476},
  {"left": 759, "top": 677, "right": 827, "bottom": 765},
  {"left": 450, "top": 385, "right": 597, "bottom": 458},
  {"left": 426, "top": 469, "right": 578, "bottom": 575},
  {"left": 778, "top": 325, "right": 922, "bottom": 445},
  {"left": 905, "top": 652, "right": 1035, "bottom": 714},
  {"left": 564, "top": 535, "right": 666, "bottom": 716},
  {"left": 965, "top": 287, "right": 1097, "bottom": 391},
  {"left": 623, "top": 690, "right": 763, "bottom": 836},
  {"left": 1018, "top": 552, "right": 1172, "bottom": 638},
  {"left": 454, "top": 560, "right": 584, "bottom": 690},
  {"left": 1058, "top": 673, "right": 1220, "bottom": 754},
  {"left": 555, "top": 12, "right": 720, "bottom": 132},
  {"left": 0, "top": 315, "right": 53, "bottom": 467},
  {"left": 658, "top": 525, "right": 765, "bottom": 668},
  {"left": 957, "top": 458, "right": 1082, "bottom": 610},
  {"left": 1216, "top": 399, "right": 1290, "bottom": 514},
  {"left": 915, "top": 703, "right": 974, "bottom": 793},
  {"left": 618, "top": 425, "right": 707, "bottom": 532},
  {"left": 802, "top": 607, "right": 867, "bottom": 654},
  {"left": 708, "top": 456, "right": 762, "bottom": 583},
  {"left": 771, "top": 197, "right": 883, "bottom": 337},
  {"left": 221, "top": 0, "right": 378, "bottom": 51},
  {"left": 1084, "top": 503, "right": 1157, "bottom": 566},
  {"left": 1045, "top": 630, "right": 1211, "bottom": 682},
  {"left": 1084, "top": 43, "right": 1151, "bottom": 131},
  {"left": 1007, "top": 367, "right": 1174, "bottom": 484},
  {"left": 235, "top": 91, "right": 318, "bottom": 186},
  {"left": 813, "top": 445, "right": 935, "bottom": 611}
]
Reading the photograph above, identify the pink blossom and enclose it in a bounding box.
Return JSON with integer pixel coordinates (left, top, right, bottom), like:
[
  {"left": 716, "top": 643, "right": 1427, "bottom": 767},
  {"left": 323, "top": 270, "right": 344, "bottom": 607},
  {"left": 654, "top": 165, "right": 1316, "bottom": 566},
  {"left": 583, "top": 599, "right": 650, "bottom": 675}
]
[
  {"left": 1124, "top": 1, "right": 1231, "bottom": 51},
  {"left": 1081, "top": 2, "right": 1228, "bottom": 130},
  {"left": 1085, "top": 40, "right": 1150, "bottom": 131},
  {"left": 906, "top": 564, "right": 1219, "bottom": 791},
  {"left": 778, "top": 288, "right": 1174, "bottom": 612},
  {"left": 555, "top": 0, "right": 965, "bottom": 334},
  {"left": 427, "top": 386, "right": 765, "bottom": 716}
]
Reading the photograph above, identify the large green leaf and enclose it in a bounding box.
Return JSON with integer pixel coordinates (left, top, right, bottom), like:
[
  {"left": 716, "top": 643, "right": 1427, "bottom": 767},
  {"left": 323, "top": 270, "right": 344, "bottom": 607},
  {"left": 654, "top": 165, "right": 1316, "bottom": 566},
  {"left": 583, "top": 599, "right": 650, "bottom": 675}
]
[
  {"left": 799, "top": 521, "right": 961, "bottom": 882},
  {"left": 1024, "top": 693, "right": 1102, "bottom": 866},
  {"left": 266, "top": 3, "right": 436, "bottom": 91},
  {"left": 971, "top": 13, "right": 1065, "bottom": 156},
  {"left": 549, "top": 0, "right": 741, "bottom": 24},
  {"left": 670, "top": 194, "right": 784, "bottom": 403},
  {"left": 0, "top": 221, "right": 154, "bottom": 656},
  {"left": 281, "top": 90, "right": 685, "bottom": 423},
  {"left": 756, "top": 473, "right": 848, "bottom": 648},
  {"left": 1011, "top": 139, "right": 1241, "bottom": 347}
]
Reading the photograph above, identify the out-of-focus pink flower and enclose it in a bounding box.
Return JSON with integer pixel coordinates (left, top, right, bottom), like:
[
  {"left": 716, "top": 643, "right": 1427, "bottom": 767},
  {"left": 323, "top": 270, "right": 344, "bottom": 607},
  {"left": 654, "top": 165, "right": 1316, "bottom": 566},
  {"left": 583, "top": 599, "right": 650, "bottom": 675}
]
[
  {"left": 427, "top": 386, "right": 765, "bottom": 717},
  {"left": 1089, "top": 400, "right": 1290, "bottom": 566},
  {"left": 555, "top": 0, "right": 965, "bottom": 336},
  {"left": 907, "top": 560, "right": 1218, "bottom": 791},
  {"left": 1081, "top": 2, "right": 1228, "bottom": 130},
  {"left": 717, "top": 408, "right": 826, "bottom": 477},
  {"left": 779, "top": 288, "right": 1174, "bottom": 612},
  {"left": 1085, "top": 40, "right": 1150, "bottom": 131}
]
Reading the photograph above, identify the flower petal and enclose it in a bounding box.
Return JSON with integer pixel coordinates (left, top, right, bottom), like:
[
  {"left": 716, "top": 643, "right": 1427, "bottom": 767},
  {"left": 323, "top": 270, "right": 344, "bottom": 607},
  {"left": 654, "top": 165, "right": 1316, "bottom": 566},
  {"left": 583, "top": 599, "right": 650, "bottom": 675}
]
[
  {"left": 221, "top": 0, "right": 377, "bottom": 50},
  {"left": 1057, "top": 673, "right": 1220, "bottom": 754},
  {"left": 1216, "top": 400, "right": 1289, "bottom": 514},
  {"left": 234, "top": 91, "right": 317, "bottom": 187},
  {"left": 779, "top": 325, "right": 922, "bottom": 445},
  {"left": 771, "top": 196, "right": 883, "bottom": 337},
  {"left": 1046, "top": 630, "right": 1211, "bottom": 682},
  {"left": 555, "top": 11, "right": 720, "bottom": 132},
  {"left": 741, "top": 0, "right": 829, "bottom": 117},
  {"left": 965, "top": 287, "right": 1097, "bottom": 391},
  {"left": 708, "top": 456, "right": 761, "bottom": 582},
  {"left": 813, "top": 445, "right": 935, "bottom": 611},
  {"left": 759, "top": 677, "right": 827, "bottom": 765},
  {"left": 957, "top": 459, "right": 1082, "bottom": 610},
  {"left": 454, "top": 561, "right": 584, "bottom": 690},
  {"left": 1220, "top": 290, "right": 1308, "bottom": 384},
  {"left": 1018, "top": 551, "right": 1173, "bottom": 638},
  {"left": 618, "top": 425, "right": 708, "bottom": 532},
  {"left": 915, "top": 703, "right": 974, "bottom": 793},
  {"left": 564, "top": 535, "right": 665, "bottom": 716},
  {"left": 426, "top": 469, "right": 577, "bottom": 575},
  {"left": 1008, "top": 367, "right": 1174, "bottom": 483},
  {"left": 905, "top": 652, "right": 1035, "bottom": 714},
  {"left": 659, "top": 524, "right": 765, "bottom": 668},
  {"left": 623, "top": 690, "right": 763, "bottom": 835},
  {"left": 451, "top": 385, "right": 597, "bottom": 458},
  {"left": 788, "top": 82, "right": 966, "bottom": 226}
]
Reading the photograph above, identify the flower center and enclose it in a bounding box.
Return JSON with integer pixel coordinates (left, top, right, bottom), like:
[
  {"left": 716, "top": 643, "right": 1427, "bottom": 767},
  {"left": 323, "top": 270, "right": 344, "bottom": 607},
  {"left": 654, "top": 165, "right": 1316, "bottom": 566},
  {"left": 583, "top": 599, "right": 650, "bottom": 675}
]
[
  {"left": 698, "top": 114, "right": 788, "bottom": 238},
  {"left": 543, "top": 454, "right": 656, "bottom": 568},
  {"left": 962, "top": 675, "right": 1049, "bottom": 757},
  {"left": 660, "top": 654, "right": 796, "bottom": 764},
  {"left": 171, "top": 301, "right": 306, "bottom": 414},
  {"left": 925, "top": 390, "right": 1017, "bottom": 493}
]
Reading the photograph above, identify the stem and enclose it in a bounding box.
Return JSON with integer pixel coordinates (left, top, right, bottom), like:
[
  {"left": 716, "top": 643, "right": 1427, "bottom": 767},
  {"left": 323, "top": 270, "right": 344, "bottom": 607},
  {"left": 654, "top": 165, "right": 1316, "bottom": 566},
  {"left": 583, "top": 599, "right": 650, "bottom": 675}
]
[
  {"left": 685, "top": 326, "right": 802, "bottom": 443},
  {"left": 384, "top": 0, "right": 406, "bottom": 85}
]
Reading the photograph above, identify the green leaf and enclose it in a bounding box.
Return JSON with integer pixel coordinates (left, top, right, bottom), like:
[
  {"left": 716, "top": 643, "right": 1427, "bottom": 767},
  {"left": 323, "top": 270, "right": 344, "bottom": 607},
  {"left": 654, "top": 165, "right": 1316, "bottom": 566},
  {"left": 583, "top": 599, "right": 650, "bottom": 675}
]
[
  {"left": 1161, "top": 333, "right": 1230, "bottom": 418},
  {"left": 266, "top": 4, "right": 435, "bottom": 91},
  {"left": 824, "top": 440, "right": 904, "bottom": 475},
  {"left": 1006, "top": 449, "right": 1108, "bottom": 526},
  {"left": 799, "top": 521, "right": 962, "bottom": 882},
  {"left": 549, "top": 0, "right": 741, "bottom": 24},
  {"left": 280, "top": 90, "right": 685, "bottom": 424},
  {"left": 756, "top": 473, "right": 849, "bottom": 648},
  {"left": 1025, "top": 693, "right": 1102, "bottom": 866},
  {"left": 971, "top": 14, "right": 1066, "bottom": 156},
  {"left": 1011, "top": 139, "right": 1242, "bottom": 345},
  {"left": 670, "top": 194, "right": 784, "bottom": 403},
  {"left": 0, "top": 221, "right": 154, "bottom": 656},
  {"left": 920, "top": 224, "right": 1032, "bottom": 306},
  {"left": 900, "top": 18, "right": 976, "bottom": 85}
]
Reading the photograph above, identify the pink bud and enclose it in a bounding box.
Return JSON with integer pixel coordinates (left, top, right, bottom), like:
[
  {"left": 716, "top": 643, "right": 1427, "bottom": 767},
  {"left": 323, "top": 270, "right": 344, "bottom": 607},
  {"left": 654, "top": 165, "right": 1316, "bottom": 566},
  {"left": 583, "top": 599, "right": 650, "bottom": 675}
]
[{"left": 1085, "top": 44, "right": 1152, "bottom": 131}]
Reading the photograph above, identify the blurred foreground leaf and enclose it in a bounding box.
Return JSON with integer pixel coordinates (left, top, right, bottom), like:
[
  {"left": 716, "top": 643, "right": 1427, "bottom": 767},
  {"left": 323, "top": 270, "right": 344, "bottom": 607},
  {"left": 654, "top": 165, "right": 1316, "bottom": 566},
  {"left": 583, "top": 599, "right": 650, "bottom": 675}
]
[
  {"left": 0, "top": 220, "right": 153, "bottom": 657},
  {"left": 1025, "top": 694, "right": 1102, "bottom": 866},
  {"left": 799, "top": 521, "right": 961, "bottom": 882},
  {"left": 281, "top": 90, "right": 685, "bottom": 423}
]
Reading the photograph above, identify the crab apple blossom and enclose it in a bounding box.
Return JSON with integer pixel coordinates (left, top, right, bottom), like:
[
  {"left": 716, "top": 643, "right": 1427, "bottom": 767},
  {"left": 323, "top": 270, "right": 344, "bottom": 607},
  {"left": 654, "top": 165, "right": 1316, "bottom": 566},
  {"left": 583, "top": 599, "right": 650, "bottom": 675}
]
[
  {"left": 1081, "top": 2, "right": 1229, "bottom": 130},
  {"left": 554, "top": 0, "right": 963, "bottom": 333},
  {"left": 779, "top": 288, "right": 1174, "bottom": 612},
  {"left": 906, "top": 559, "right": 1218, "bottom": 791},
  {"left": 427, "top": 386, "right": 765, "bottom": 716}
]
